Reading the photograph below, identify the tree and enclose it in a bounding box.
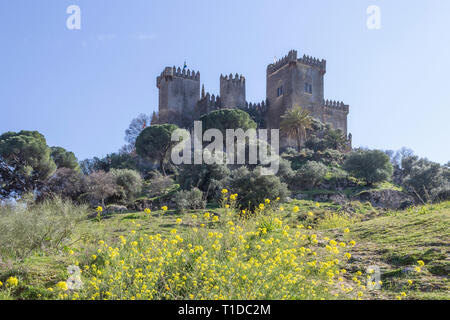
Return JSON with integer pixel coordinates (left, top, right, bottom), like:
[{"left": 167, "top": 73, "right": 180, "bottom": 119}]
[
  {"left": 135, "top": 124, "right": 180, "bottom": 176},
  {"left": 86, "top": 171, "right": 118, "bottom": 207},
  {"left": 280, "top": 105, "right": 313, "bottom": 151},
  {"left": 42, "top": 168, "right": 85, "bottom": 201},
  {"left": 50, "top": 146, "right": 80, "bottom": 172},
  {"left": 228, "top": 166, "right": 290, "bottom": 210},
  {"left": 295, "top": 161, "right": 328, "bottom": 189},
  {"left": 323, "top": 128, "right": 347, "bottom": 151},
  {"left": 178, "top": 161, "right": 230, "bottom": 199},
  {"left": 0, "top": 131, "right": 56, "bottom": 198},
  {"left": 110, "top": 169, "right": 143, "bottom": 203},
  {"left": 125, "top": 113, "right": 152, "bottom": 146},
  {"left": 343, "top": 149, "right": 393, "bottom": 186},
  {"left": 200, "top": 109, "right": 257, "bottom": 135},
  {"left": 401, "top": 156, "right": 450, "bottom": 202}
]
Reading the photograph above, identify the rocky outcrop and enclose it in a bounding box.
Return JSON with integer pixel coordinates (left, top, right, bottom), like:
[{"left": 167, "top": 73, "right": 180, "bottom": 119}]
[
  {"left": 294, "top": 189, "right": 414, "bottom": 210},
  {"left": 353, "top": 190, "right": 414, "bottom": 210}
]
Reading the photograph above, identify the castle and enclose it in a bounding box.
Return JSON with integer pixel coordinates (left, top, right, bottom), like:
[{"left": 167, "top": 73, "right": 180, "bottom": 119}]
[{"left": 152, "top": 49, "right": 350, "bottom": 146}]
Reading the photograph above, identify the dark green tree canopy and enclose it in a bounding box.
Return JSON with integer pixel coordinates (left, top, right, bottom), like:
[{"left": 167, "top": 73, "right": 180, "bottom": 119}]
[
  {"left": 0, "top": 130, "right": 56, "bottom": 197},
  {"left": 343, "top": 149, "right": 393, "bottom": 185},
  {"left": 135, "top": 124, "right": 180, "bottom": 175},
  {"left": 51, "top": 146, "right": 80, "bottom": 172},
  {"left": 200, "top": 109, "right": 257, "bottom": 135}
]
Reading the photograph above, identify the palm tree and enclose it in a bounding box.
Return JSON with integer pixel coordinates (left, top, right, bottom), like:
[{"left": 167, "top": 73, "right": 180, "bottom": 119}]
[{"left": 280, "top": 105, "right": 313, "bottom": 150}]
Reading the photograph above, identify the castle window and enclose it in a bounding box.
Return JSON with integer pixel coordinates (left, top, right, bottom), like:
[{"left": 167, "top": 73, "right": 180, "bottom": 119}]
[
  {"left": 277, "top": 86, "right": 283, "bottom": 97},
  {"left": 305, "top": 82, "right": 312, "bottom": 94}
]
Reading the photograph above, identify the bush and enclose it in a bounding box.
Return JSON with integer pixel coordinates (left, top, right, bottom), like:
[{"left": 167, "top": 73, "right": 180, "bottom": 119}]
[
  {"left": 277, "top": 158, "right": 295, "bottom": 185},
  {"left": 227, "top": 167, "right": 290, "bottom": 210},
  {"left": 343, "top": 149, "right": 393, "bottom": 185},
  {"left": 401, "top": 156, "right": 450, "bottom": 202},
  {"left": 0, "top": 197, "right": 87, "bottom": 259},
  {"left": 41, "top": 168, "right": 85, "bottom": 201},
  {"left": 110, "top": 169, "right": 143, "bottom": 204},
  {"left": 173, "top": 188, "right": 205, "bottom": 212},
  {"left": 145, "top": 173, "right": 175, "bottom": 197},
  {"left": 294, "top": 161, "right": 328, "bottom": 189},
  {"left": 178, "top": 161, "right": 230, "bottom": 200},
  {"left": 86, "top": 171, "right": 118, "bottom": 207}
]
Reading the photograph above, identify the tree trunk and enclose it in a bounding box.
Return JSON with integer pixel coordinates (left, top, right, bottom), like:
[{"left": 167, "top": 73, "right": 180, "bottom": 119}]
[{"left": 160, "top": 159, "right": 166, "bottom": 176}]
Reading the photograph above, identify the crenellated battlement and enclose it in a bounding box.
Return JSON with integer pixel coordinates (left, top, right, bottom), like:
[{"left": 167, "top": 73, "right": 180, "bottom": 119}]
[
  {"left": 267, "top": 50, "right": 326, "bottom": 75},
  {"left": 323, "top": 99, "right": 349, "bottom": 113},
  {"left": 199, "top": 92, "right": 221, "bottom": 106},
  {"left": 220, "top": 73, "right": 245, "bottom": 84},
  {"left": 298, "top": 54, "right": 326, "bottom": 71},
  {"left": 157, "top": 66, "right": 200, "bottom": 88},
  {"left": 244, "top": 100, "right": 268, "bottom": 112},
  {"left": 267, "top": 50, "right": 298, "bottom": 75}
]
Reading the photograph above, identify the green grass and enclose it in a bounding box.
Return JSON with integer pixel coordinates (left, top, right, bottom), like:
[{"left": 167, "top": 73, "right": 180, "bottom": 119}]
[
  {"left": 332, "top": 201, "right": 450, "bottom": 300},
  {"left": 1, "top": 198, "right": 449, "bottom": 300}
]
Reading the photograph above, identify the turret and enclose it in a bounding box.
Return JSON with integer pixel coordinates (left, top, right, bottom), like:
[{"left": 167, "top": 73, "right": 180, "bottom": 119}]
[
  {"left": 157, "top": 66, "right": 200, "bottom": 128},
  {"left": 220, "top": 73, "right": 246, "bottom": 108}
]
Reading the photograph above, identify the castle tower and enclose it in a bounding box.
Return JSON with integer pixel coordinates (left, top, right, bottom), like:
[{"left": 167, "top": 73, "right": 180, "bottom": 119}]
[
  {"left": 156, "top": 66, "right": 200, "bottom": 128},
  {"left": 220, "top": 73, "right": 246, "bottom": 108},
  {"left": 265, "top": 50, "right": 326, "bottom": 129}
]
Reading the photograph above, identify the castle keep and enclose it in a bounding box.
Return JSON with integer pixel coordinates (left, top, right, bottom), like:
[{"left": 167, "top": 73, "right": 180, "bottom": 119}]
[{"left": 153, "top": 49, "right": 350, "bottom": 142}]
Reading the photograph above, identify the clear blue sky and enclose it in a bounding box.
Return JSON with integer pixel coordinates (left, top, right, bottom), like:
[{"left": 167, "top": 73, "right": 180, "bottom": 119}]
[{"left": 1, "top": 0, "right": 449, "bottom": 163}]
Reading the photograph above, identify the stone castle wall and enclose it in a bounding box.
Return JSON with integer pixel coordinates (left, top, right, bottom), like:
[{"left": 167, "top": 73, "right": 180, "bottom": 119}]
[{"left": 155, "top": 50, "right": 349, "bottom": 139}]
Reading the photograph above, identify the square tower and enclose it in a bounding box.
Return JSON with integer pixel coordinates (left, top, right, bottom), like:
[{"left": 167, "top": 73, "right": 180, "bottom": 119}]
[
  {"left": 220, "top": 73, "right": 246, "bottom": 108},
  {"left": 157, "top": 67, "right": 200, "bottom": 128},
  {"left": 265, "top": 50, "right": 326, "bottom": 129}
]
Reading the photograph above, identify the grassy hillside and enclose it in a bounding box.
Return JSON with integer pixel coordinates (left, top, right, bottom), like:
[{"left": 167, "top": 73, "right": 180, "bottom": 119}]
[{"left": 0, "top": 198, "right": 448, "bottom": 300}]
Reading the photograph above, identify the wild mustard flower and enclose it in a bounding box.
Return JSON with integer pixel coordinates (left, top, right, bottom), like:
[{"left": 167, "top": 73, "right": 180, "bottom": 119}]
[
  {"left": 176, "top": 218, "right": 182, "bottom": 224},
  {"left": 56, "top": 281, "right": 68, "bottom": 291},
  {"left": 417, "top": 260, "right": 425, "bottom": 267},
  {"left": 161, "top": 206, "right": 168, "bottom": 211},
  {"left": 6, "top": 277, "right": 18, "bottom": 287},
  {"left": 265, "top": 199, "right": 270, "bottom": 204},
  {"left": 221, "top": 189, "right": 228, "bottom": 194},
  {"left": 144, "top": 208, "right": 151, "bottom": 214},
  {"left": 344, "top": 228, "right": 350, "bottom": 233},
  {"left": 293, "top": 206, "right": 299, "bottom": 213}
]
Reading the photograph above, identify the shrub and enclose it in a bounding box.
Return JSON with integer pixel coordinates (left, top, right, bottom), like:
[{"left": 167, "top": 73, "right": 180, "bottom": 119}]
[
  {"left": 173, "top": 188, "right": 206, "bottom": 212},
  {"left": 294, "top": 161, "right": 328, "bottom": 189},
  {"left": 0, "top": 197, "right": 87, "bottom": 259},
  {"left": 86, "top": 171, "right": 118, "bottom": 207},
  {"left": 343, "top": 149, "right": 393, "bottom": 186},
  {"left": 145, "top": 172, "right": 175, "bottom": 197},
  {"left": 41, "top": 168, "right": 85, "bottom": 201},
  {"left": 401, "top": 156, "right": 450, "bottom": 202},
  {"left": 178, "top": 161, "right": 230, "bottom": 200},
  {"left": 277, "top": 158, "right": 295, "bottom": 185},
  {"left": 110, "top": 169, "right": 143, "bottom": 204},
  {"left": 227, "top": 166, "right": 290, "bottom": 210}
]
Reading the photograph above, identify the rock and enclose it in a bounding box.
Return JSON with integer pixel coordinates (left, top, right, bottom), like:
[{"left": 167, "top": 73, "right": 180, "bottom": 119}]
[
  {"left": 106, "top": 205, "right": 128, "bottom": 214},
  {"left": 401, "top": 267, "right": 415, "bottom": 274},
  {"left": 354, "top": 190, "right": 414, "bottom": 210}
]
